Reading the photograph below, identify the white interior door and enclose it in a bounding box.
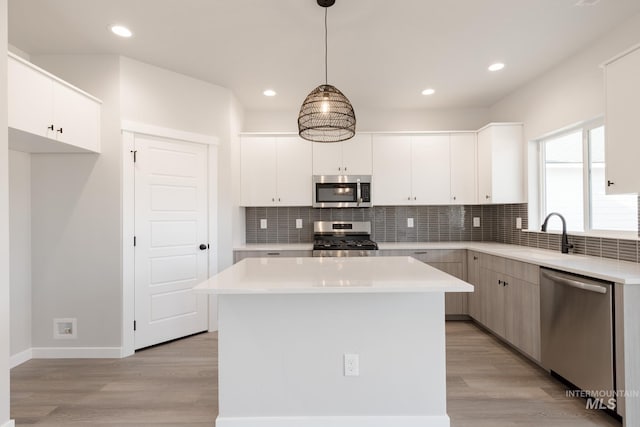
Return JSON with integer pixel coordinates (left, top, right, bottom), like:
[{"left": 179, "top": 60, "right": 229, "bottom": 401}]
[{"left": 134, "top": 135, "right": 209, "bottom": 350}]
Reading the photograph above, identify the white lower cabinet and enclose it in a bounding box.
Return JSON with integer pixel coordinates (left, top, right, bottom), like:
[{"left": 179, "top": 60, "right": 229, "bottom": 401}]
[
  {"left": 240, "top": 136, "right": 312, "bottom": 207},
  {"left": 8, "top": 53, "right": 101, "bottom": 153}
]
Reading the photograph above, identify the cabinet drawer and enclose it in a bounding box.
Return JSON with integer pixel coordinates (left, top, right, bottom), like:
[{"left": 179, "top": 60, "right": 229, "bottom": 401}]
[
  {"left": 234, "top": 250, "right": 313, "bottom": 263},
  {"left": 505, "top": 259, "right": 539, "bottom": 284},
  {"left": 379, "top": 249, "right": 463, "bottom": 263}
]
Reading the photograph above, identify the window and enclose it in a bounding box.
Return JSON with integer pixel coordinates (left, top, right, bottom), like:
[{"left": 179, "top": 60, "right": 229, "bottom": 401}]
[{"left": 540, "top": 121, "right": 637, "bottom": 234}]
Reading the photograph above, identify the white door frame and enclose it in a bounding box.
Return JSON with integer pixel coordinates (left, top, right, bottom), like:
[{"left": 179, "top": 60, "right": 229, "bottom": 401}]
[{"left": 121, "top": 120, "right": 219, "bottom": 358}]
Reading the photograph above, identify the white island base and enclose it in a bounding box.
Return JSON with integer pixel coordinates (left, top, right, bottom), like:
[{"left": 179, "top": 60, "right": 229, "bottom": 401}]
[{"left": 195, "top": 257, "right": 473, "bottom": 427}]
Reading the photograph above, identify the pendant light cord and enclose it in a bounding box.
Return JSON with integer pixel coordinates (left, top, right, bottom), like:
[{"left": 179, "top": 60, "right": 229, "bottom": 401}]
[{"left": 324, "top": 7, "right": 328, "bottom": 85}]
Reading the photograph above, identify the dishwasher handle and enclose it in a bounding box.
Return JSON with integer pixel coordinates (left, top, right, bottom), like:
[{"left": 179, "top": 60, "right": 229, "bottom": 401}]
[{"left": 541, "top": 270, "right": 608, "bottom": 294}]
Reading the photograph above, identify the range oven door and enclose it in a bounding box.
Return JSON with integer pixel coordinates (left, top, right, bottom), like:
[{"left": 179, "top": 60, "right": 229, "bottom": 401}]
[{"left": 313, "top": 175, "right": 372, "bottom": 208}]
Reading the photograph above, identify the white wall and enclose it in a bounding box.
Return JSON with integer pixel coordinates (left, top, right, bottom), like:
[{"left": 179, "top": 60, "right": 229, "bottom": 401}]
[
  {"left": 1, "top": 0, "right": 11, "bottom": 423},
  {"left": 120, "top": 56, "right": 240, "bottom": 270},
  {"left": 243, "top": 107, "right": 490, "bottom": 133},
  {"left": 490, "top": 13, "right": 640, "bottom": 142},
  {"left": 29, "top": 54, "right": 122, "bottom": 349},
  {"left": 9, "top": 150, "right": 31, "bottom": 357}
]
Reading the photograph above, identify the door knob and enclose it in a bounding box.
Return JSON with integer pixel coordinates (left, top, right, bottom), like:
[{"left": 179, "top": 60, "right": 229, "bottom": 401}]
[{"left": 199, "top": 244, "right": 207, "bottom": 250}]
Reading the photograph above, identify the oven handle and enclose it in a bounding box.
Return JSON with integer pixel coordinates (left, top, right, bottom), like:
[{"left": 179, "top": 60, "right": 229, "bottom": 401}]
[
  {"left": 541, "top": 270, "right": 608, "bottom": 294},
  {"left": 356, "top": 179, "right": 362, "bottom": 206}
]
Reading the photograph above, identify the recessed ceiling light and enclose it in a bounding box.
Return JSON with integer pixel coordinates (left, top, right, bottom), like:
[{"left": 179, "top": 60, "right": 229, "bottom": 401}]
[
  {"left": 421, "top": 88, "right": 435, "bottom": 96},
  {"left": 263, "top": 89, "right": 277, "bottom": 97},
  {"left": 488, "top": 63, "right": 505, "bottom": 72},
  {"left": 110, "top": 25, "right": 133, "bottom": 38}
]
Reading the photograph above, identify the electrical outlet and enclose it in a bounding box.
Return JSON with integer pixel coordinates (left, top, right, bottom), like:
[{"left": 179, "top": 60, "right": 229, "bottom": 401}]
[
  {"left": 344, "top": 353, "right": 359, "bottom": 377},
  {"left": 296, "top": 218, "right": 303, "bottom": 229},
  {"left": 260, "top": 219, "right": 267, "bottom": 229},
  {"left": 516, "top": 217, "right": 522, "bottom": 229},
  {"left": 473, "top": 217, "right": 481, "bottom": 227},
  {"left": 407, "top": 218, "right": 414, "bottom": 228}
]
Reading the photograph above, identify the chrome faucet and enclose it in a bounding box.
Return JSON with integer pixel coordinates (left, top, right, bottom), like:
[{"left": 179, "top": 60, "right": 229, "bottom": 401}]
[{"left": 541, "top": 212, "right": 573, "bottom": 254}]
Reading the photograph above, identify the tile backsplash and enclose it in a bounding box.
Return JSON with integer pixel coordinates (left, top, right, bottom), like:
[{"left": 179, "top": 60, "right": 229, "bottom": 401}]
[
  {"left": 245, "top": 202, "right": 640, "bottom": 263},
  {"left": 245, "top": 205, "right": 503, "bottom": 244}
]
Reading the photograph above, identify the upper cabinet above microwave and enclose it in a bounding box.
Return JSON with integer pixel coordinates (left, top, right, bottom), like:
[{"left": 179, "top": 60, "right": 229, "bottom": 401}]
[
  {"left": 8, "top": 53, "right": 102, "bottom": 154},
  {"left": 603, "top": 44, "right": 640, "bottom": 195},
  {"left": 312, "top": 134, "right": 372, "bottom": 175}
]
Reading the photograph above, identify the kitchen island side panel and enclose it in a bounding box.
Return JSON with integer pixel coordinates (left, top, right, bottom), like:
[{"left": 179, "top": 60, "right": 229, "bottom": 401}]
[{"left": 217, "top": 292, "right": 448, "bottom": 423}]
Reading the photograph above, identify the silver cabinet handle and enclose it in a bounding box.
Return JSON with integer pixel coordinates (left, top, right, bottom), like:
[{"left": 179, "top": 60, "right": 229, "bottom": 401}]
[
  {"left": 541, "top": 270, "right": 608, "bottom": 294},
  {"left": 414, "top": 251, "right": 427, "bottom": 255}
]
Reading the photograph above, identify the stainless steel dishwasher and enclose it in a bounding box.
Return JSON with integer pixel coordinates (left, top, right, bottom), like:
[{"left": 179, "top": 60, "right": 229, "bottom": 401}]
[{"left": 540, "top": 268, "right": 615, "bottom": 401}]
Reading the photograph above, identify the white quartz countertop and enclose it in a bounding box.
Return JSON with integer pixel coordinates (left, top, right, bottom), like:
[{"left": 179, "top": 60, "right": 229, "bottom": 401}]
[
  {"left": 194, "top": 256, "right": 474, "bottom": 294},
  {"left": 233, "top": 241, "right": 640, "bottom": 284}
]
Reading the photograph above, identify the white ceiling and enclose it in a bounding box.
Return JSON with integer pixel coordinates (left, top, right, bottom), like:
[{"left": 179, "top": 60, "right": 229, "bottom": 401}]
[{"left": 8, "top": 0, "right": 640, "bottom": 112}]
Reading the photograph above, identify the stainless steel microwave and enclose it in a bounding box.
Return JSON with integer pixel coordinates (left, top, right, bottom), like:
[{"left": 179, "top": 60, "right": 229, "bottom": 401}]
[{"left": 312, "top": 175, "right": 372, "bottom": 208}]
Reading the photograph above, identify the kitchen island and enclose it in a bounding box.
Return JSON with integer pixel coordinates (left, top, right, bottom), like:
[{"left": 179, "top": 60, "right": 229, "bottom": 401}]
[{"left": 194, "top": 256, "right": 473, "bottom": 427}]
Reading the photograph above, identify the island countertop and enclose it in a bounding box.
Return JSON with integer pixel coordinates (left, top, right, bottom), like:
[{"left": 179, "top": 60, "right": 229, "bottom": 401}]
[{"left": 194, "top": 256, "right": 474, "bottom": 295}]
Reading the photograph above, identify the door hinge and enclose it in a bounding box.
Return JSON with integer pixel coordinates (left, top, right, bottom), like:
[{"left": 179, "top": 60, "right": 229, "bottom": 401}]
[
  {"left": 133, "top": 236, "right": 137, "bottom": 246},
  {"left": 130, "top": 150, "right": 137, "bottom": 162},
  {"left": 134, "top": 320, "right": 137, "bottom": 331}
]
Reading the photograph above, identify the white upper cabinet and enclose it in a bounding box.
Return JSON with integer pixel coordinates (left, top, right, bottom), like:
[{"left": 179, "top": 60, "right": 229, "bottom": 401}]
[
  {"left": 411, "top": 135, "right": 451, "bottom": 205},
  {"left": 240, "top": 136, "right": 312, "bottom": 207},
  {"left": 372, "top": 135, "right": 413, "bottom": 205},
  {"left": 8, "top": 53, "right": 101, "bottom": 153},
  {"left": 449, "top": 133, "right": 477, "bottom": 204},
  {"left": 312, "top": 134, "right": 372, "bottom": 175},
  {"left": 603, "top": 45, "right": 640, "bottom": 195},
  {"left": 477, "top": 123, "right": 524, "bottom": 204},
  {"left": 372, "top": 134, "right": 452, "bottom": 205}
]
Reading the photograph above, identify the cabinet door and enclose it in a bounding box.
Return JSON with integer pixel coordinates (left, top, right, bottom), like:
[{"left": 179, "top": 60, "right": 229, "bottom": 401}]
[
  {"left": 411, "top": 135, "right": 451, "bottom": 204},
  {"left": 505, "top": 277, "right": 541, "bottom": 361},
  {"left": 52, "top": 80, "right": 100, "bottom": 152},
  {"left": 342, "top": 134, "right": 372, "bottom": 175},
  {"left": 490, "top": 124, "right": 524, "bottom": 204},
  {"left": 372, "top": 135, "right": 412, "bottom": 205},
  {"left": 467, "top": 251, "right": 481, "bottom": 320},
  {"left": 605, "top": 47, "right": 640, "bottom": 194},
  {"left": 312, "top": 141, "right": 343, "bottom": 175},
  {"left": 8, "top": 56, "right": 54, "bottom": 138},
  {"left": 427, "top": 262, "right": 467, "bottom": 315},
  {"left": 483, "top": 268, "right": 506, "bottom": 336},
  {"left": 276, "top": 137, "right": 312, "bottom": 206},
  {"left": 450, "top": 133, "right": 476, "bottom": 204},
  {"left": 240, "top": 137, "right": 278, "bottom": 206},
  {"left": 477, "top": 127, "right": 493, "bottom": 204}
]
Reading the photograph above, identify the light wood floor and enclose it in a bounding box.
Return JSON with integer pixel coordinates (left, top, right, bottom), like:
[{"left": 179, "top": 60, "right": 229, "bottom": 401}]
[{"left": 11, "top": 321, "right": 621, "bottom": 426}]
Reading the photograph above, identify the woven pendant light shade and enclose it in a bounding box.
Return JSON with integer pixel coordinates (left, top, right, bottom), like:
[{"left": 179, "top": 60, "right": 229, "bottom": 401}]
[{"left": 298, "top": 84, "right": 356, "bottom": 143}]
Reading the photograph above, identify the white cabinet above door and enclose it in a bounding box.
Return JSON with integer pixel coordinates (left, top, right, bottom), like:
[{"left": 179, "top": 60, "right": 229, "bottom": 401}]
[
  {"left": 7, "top": 53, "right": 101, "bottom": 153},
  {"left": 312, "top": 134, "right": 372, "bottom": 175}
]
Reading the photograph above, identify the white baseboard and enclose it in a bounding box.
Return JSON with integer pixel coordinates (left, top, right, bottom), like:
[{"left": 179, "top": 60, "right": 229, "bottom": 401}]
[
  {"left": 32, "top": 346, "right": 122, "bottom": 359},
  {"left": 10, "top": 348, "right": 33, "bottom": 368},
  {"left": 1, "top": 419, "right": 16, "bottom": 427},
  {"left": 215, "top": 415, "right": 450, "bottom": 427}
]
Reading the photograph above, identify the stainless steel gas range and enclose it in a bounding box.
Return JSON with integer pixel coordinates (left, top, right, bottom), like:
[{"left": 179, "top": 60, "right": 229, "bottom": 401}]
[{"left": 312, "top": 221, "right": 379, "bottom": 257}]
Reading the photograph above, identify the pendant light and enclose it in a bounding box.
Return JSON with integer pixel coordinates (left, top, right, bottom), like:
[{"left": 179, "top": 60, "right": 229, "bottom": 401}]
[{"left": 298, "top": 0, "right": 356, "bottom": 143}]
